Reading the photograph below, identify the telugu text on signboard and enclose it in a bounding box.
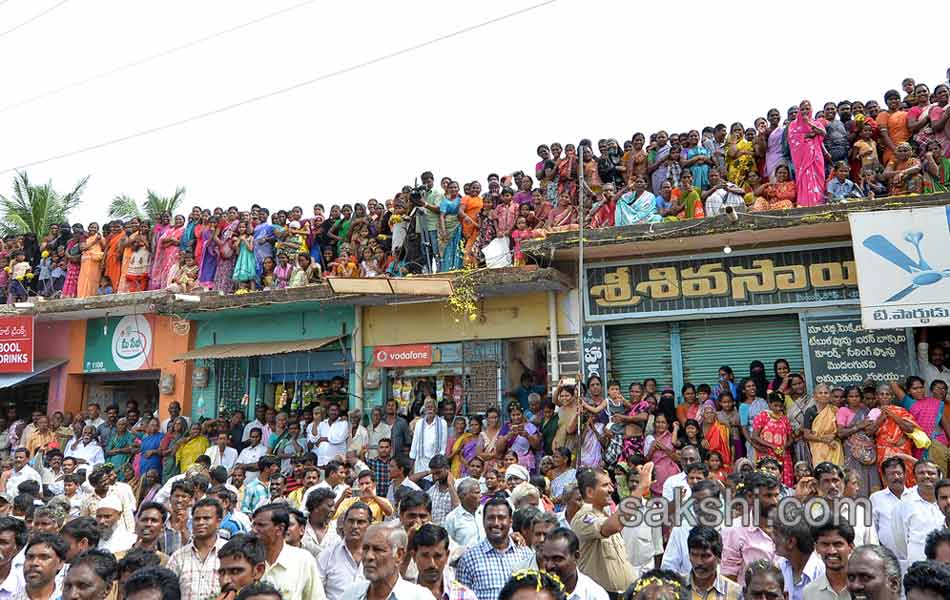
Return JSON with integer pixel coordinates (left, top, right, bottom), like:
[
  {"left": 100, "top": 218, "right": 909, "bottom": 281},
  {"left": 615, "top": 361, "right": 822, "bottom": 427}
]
[
  {"left": 805, "top": 315, "right": 913, "bottom": 386},
  {"left": 587, "top": 245, "right": 859, "bottom": 320}
]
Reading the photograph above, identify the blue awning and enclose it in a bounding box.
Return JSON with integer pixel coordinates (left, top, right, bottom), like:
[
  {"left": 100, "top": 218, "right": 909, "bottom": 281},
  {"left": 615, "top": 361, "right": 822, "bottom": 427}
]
[{"left": 0, "top": 358, "right": 67, "bottom": 389}]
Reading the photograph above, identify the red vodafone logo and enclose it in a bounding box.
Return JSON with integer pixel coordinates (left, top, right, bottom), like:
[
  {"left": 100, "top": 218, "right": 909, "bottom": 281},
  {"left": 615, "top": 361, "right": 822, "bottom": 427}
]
[{"left": 372, "top": 344, "right": 433, "bottom": 367}]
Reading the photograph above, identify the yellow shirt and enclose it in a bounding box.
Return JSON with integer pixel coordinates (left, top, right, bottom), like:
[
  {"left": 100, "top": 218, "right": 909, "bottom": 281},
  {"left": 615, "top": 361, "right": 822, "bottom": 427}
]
[{"left": 333, "top": 496, "right": 387, "bottom": 523}]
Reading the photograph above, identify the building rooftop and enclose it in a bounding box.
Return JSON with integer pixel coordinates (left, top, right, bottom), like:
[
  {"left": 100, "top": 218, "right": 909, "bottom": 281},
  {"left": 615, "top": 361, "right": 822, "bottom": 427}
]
[{"left": 14, "top": 266, "right": 573, "bottom": 321}]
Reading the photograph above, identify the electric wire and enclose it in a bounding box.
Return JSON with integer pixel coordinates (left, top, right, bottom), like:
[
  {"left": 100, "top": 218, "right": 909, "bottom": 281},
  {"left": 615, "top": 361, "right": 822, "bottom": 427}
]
[
  {"left": 0, "top": 0, "right": 559, "bottom": 175},
  {"left": 0, "top": 0, "right": 320, "bottom": 113},
  {"left": 0, "top": 0, "right": 71, "bottom": 39}
]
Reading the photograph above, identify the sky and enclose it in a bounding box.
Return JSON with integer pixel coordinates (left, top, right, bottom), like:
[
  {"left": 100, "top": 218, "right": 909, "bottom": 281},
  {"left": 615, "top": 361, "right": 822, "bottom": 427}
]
[{"left": 2, "top": 0, "right": 949, "bottom": 224}]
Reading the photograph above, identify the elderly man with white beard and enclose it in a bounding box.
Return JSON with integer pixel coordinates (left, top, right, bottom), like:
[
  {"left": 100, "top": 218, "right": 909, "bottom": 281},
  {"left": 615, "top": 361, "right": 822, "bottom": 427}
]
[{"left": 95, "top": 495, "right": 136, "bottom": 555}]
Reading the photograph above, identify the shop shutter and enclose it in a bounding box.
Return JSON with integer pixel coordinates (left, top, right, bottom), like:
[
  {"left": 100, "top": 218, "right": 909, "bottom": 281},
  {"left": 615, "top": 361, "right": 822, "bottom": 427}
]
[
  {"left": 607, "top": 323, "right": 674, "bottom": 389},
  {"left": 680, "top": 315, "right": 804, "bottom": 388}
]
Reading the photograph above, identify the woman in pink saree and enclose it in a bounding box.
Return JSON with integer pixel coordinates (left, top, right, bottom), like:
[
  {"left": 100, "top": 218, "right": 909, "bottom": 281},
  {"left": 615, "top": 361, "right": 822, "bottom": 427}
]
[
  {"left": 787, "top": 100, "right": 827, "bottom": 207},
  {"left": 645, "top": 413, "right": 681, "bottom": 497},
  {"left": 149, "top": 215, "right": 185, "bottom": 289}
]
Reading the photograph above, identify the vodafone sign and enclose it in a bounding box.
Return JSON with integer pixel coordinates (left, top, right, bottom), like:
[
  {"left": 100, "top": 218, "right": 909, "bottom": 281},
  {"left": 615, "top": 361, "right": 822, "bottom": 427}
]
[
  {"left": 0, "top": 316, "right": 34, "bottom": 373},
  {"left": 373, "top": 344, "right": 433, "bottom": 367}
]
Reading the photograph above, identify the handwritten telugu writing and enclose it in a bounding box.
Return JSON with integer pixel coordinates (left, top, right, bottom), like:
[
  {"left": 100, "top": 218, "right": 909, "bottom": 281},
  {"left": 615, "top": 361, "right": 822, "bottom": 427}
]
[
  {"left": 806, "top": 317, "right": 910, "bottom": 386},
  {"left": 590, "top": 258, "right": 858, "bottom": 308}
]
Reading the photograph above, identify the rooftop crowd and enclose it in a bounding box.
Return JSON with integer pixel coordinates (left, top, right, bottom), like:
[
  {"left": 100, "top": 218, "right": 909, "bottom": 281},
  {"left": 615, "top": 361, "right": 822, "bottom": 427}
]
[
  {"left": 2, "top": 332, "right": 950, "bottom": 599},
  {"left": 3, "top": 73, "right": 950, "bottom": 303}
]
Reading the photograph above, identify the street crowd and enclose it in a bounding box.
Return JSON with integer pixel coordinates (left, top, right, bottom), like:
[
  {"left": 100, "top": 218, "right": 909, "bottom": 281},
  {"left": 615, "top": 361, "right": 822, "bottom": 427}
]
[
  {"left": 2, "top": 74, "right": 950, "bottom": 302},
  {"left": 1, "top": 333, "right": 950, "bottom": 599}
]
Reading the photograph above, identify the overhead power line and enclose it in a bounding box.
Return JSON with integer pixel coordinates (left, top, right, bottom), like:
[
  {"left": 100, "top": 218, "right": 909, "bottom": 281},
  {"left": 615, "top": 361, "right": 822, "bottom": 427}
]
[
  {"left": 0, "top": 0, "right": 319, "bottom": 113},
  {"left": 0, "top": 0, "right": 71, "bottom": 39},
  {"left": 0, "top": 0, "right": 559, "bottom": 175}
]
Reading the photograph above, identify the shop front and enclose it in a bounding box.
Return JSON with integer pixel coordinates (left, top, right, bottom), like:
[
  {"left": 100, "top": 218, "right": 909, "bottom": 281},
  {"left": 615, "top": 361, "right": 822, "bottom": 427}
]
[
  {"left": 177, "top": 305, "right": 356, "bottom": 420},
  {"left": 0, "top": 317, "right": 72, "bottom": 416},
  {"left": 361, "top": 292, "right": 564, "bottom": 415},
  {"left": 61, "top": 314, "right": 193, "bottom": 418},
  {"left": 585, "top": 243, "right": 917, "bottom": 392}
]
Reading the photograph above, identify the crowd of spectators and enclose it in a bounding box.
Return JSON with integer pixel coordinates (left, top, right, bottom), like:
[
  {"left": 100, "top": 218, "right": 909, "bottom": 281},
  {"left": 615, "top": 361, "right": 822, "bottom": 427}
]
[{"left": 2, "top": 74, "right": 949, "bottom": 302}]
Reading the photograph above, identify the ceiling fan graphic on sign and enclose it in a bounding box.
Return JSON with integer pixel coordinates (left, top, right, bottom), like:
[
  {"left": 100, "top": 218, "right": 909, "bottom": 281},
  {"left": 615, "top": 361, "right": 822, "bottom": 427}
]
[{"left": 862, "top": 231, "right": 950, "bottom": 302}]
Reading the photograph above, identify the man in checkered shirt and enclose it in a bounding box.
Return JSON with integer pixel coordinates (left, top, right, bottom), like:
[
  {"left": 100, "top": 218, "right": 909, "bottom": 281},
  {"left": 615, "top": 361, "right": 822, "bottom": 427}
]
[
  {"left": 425, "top": 454, "right": 458, "bottom": 525},
  {"left": 455, "top": 496, "right": 533, "bottom": 600}
]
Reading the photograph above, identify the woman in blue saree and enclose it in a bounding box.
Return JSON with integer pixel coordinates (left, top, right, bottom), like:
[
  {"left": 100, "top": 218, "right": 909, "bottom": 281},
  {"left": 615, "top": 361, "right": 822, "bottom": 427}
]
[
  {"left": 682, "top": 130, "right": 713, "bottom": 190},
  {"left": 439, "top": 181, "right": 464, "bottom": 271},
  {"left": 615, "top": 176, "right": 662, "bottom": 225}
]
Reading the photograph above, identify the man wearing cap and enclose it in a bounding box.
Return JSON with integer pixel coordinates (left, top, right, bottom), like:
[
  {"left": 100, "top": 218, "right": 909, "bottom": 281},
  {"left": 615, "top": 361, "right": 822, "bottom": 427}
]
[
  {"left": 504, "top": 464, "right": 530, "bottom": 492},
  {"left": 96, "top": 495, "right": 137, "bottom": 555}
]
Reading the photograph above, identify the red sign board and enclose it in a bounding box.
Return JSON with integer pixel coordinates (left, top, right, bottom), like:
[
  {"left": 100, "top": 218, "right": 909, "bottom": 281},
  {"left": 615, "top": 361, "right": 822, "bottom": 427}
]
[
  {"left": 373, "top": 344, "right": 433, "bottom": 367},
  {"left": 0, "top": 316, "right": 34, "bottom": 373}
]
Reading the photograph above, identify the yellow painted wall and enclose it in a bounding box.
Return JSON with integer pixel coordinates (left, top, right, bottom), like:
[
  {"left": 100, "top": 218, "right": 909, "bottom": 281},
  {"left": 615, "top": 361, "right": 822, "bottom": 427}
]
[{"left": 364, "top": 293, "right": 554, "bottom": 346}]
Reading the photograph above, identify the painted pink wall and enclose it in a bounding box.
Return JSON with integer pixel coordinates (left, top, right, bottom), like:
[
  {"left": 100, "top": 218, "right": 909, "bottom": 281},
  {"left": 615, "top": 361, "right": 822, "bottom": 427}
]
[{"left": 35, "top": 321, "right": 71, "bottom": 413}]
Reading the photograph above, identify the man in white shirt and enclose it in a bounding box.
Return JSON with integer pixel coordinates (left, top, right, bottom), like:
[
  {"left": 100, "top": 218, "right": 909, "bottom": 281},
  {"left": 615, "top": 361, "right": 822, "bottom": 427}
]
[
  {"left": 84, "top": 404, "right": 105, "bottom": 429},
  {"left": 917, "top": 330, "right": 950, "bottom": 389},
  {"left": 443, "top": 479, "right": 483, "bottom": 548},
  {"left": 661, "top": 446, "right": 700, "bottom": 502},
  {"left": 235, "top": 428, "right": 267, "bottom": 484},
  {"left": 662, "top": 479, "right": 721, "bottom": 574},
  {"left": 319, "top": 501, "right": 371, "bottom": 600},
  {"left": 891, "top": 459, "right": 945, "bottom": 567},
  {"left": 870, "top": 457, "right": 913, "bottom": 556},
  {"left": 5, "top": 448, "right": 42, "bottom": 499},
  {"left": 317, "top": 402, "right": 349, "bottom": 467},
  {"left": 303, "top": 460, "right": 348, "bottom": 508},
  {"left": 540, "top": 527, "right": 609, "bottom": 600},
  {"left": 252, "top": 503, "right": 326, "bottom": 600},
  {"left": 205, "top": 432, "right": 239, "bottom": 471},
  {"left": 160, "top": 400, "right": 190, "bottom": 434},
  {"left": 341, "top": 521, "right": 435, "bottom": 600},
  {"left": 242, "top": 404, "right": 269, "bottom": 443},
  {"left": 773, "top": 506, "right": 824, "bottom": 600},
  {"left": 703, "top": 169, "right": 747, "bottom": 217},
  {"left": 386, "top": 455, "right": 421, "bottom": 507},
  {"left": 63, "top": 426, "right": 105, "bottom": 473}
]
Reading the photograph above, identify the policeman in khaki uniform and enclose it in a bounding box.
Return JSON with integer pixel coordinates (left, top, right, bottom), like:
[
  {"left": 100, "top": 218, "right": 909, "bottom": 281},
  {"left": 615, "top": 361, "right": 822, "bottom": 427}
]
[{"left": 571, "top": 464, "right": 653, "bottom": 599}]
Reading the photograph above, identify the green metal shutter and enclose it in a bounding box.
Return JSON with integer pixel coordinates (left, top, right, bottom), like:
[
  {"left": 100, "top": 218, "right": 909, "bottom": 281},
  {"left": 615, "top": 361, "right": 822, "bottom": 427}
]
[
  {"left": 607, "top": 323, "right": 674, "bottom": 389},
  {"left": 680, "top": 315, "right": 804, "bottom": 387}
]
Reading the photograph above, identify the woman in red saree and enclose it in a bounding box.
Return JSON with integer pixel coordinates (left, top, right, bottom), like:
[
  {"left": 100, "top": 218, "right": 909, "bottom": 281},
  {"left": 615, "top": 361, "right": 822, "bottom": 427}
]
[
  {"left": 868, "top": 382, "right": 920, "bottom": 486},
  {"left": 701, "top": 405, "right": 732, "bottom": 471},
  {"left": 749, "top": 393, "right": 794, "bottom": 486}
]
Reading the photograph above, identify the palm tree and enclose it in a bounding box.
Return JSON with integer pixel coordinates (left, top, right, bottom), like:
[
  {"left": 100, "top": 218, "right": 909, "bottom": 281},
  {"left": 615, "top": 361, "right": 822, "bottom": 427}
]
[
  {"left": 0, "top": 171, "right": 88, "bottom": 237},
  {"left": 108, "top": 186, "right": 186, "bottom": 222}
]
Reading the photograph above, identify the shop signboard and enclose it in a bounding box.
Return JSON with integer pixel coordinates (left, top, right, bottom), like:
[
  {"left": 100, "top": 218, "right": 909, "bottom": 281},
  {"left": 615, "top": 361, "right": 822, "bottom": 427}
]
[
  {"left": 372, "top": 344, "right": 433, "bottom": 367},
  {"left": 84, "top": 315, "right": 153, "bottom": 373},
  {"left": 0, "top": 316, "right": 33, "bottom": 373},
  {"left": 581, "top": 325, "right": 608, "bottom": 382},
  {"left": 849, "top": 206, "right": 950, "bottom": 329},
  {"left": 586, "top": 244, "right": 859, "bottom": 321},
  {"left": 804, "top": 315, "right": 914, "bottom": 387}
]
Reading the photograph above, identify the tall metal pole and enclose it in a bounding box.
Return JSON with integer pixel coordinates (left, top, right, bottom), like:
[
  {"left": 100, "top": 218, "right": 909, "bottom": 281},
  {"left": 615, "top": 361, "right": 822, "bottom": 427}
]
[{"left": 576, "top": 147, "right": 586, "bottom": 467}]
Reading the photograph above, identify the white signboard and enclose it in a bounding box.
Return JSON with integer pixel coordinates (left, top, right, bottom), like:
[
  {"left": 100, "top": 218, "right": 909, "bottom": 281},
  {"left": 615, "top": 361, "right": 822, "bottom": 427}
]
[{"left": 849, "top": 206, "right": 950, "bottom": 329}]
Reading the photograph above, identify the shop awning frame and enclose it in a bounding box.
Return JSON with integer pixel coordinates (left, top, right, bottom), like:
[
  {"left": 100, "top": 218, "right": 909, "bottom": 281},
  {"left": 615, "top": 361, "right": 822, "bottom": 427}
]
[
  {"left": 0, "top": 358, "right": 68, "bottom": 389},
  {"left": 173, "top": 336, "right": 344, "bottom": 362}
]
